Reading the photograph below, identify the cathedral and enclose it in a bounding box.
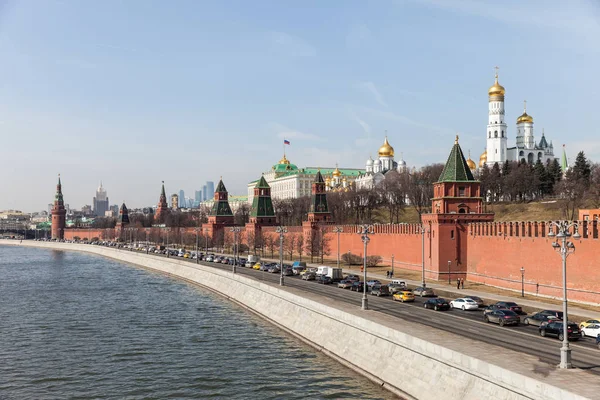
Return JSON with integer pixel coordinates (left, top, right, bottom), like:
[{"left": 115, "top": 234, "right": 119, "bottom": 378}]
[
  {"left": 355, "top": 136, "right": 408, "bottom": 190},
  {"left": 479, "top": 69, "right": 555, "bottom": 168}
]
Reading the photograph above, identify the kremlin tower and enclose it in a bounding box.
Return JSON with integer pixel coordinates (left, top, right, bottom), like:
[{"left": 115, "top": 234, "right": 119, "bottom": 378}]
[
  {"left": 155, "top": 181, "right": 169, "bottom": 224},
  {"left": 51, "top": 175, "right": 66, "bottom": 240}
]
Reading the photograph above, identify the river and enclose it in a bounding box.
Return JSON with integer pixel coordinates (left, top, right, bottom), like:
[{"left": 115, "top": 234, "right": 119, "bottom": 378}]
[{"left": 0, "top": 245, "right": 396, "bottom": 399}]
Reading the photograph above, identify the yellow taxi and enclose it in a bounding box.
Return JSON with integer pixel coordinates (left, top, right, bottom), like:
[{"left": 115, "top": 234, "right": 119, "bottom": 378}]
[
  {"left": 183, "top": 253, "right": 190, "bottom": 258},
  {"left": 579, "top": 319, "right": 600, "bottom": 329},
  {"left": 252, "top": 262, "right": 261, "bottom": 270},
  {"left": 393, "top": 289, "right": 415, "bottom": 303}
]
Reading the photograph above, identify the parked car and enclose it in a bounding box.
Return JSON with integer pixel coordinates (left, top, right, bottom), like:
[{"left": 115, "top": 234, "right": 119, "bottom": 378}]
[
  {"left": 413, "top": 287, "right": 436, "bottom": 297},
  {"left": 483, "top": 304, "right": 507, "bottom": 315},
  {"left": 484, "top": 309, "right": 521, "bottom": 326},
  {"left": 260, "top": 264, "right": 271, "bottom": 272},
  {"left": 282, "top": 267, "right": 293, "bottom": 276},
  {"left": 268, "top": 266, "right": 280, "bottom": 273},
  {"left": 539, "top": 310, "right": 563, "bottom": 320},
  {"left": 370, "top": 284, "right": 390, "bottom": 297},
  {"left": 292, "top": 265, "right": 306, "bottom": 275},
  {"left": 366, "top": 280, "right": 381, "bottom": 288},
  {"left": 350, "top": 281, "right": 364, "bottom": 292},
  {"left": 580, "top": 323, "right": 600, "bottom": 338},
  {"left": 523, "top": 312, "right": 559, "bottom": 327},
  {"left": 579, "top": 319, "right": 600, "bottom": 329},
  {"left": 300, "top": 268, "right": 318, "bottom": 277},
  {"left": 450, "top": 298, "right": 480, "bottom": 311},
  {"left": 539, "top": 322, "right": 580, "bottom": 341},
  {"left": 387, "top": 283, "right": 406, "bottom": 294},
  {"left": 392, "top": 290, "right": 415, "bottom": 303},
  {"left": 337, "top": 280, "right": 354, "bottom": 289},
  {"left": 252, "top": 263, "right": 261, "bottom": 270},
  {"left": 423, "top": 298, "right": 450, "bottom": 311},
  {"left": 316, "top": 275, "right": 333, "bottom": 285},
  {"left": 464, "top": 296, "right": 484, "bottom": 307},
  {"left": 345, "top": 274, "right": 360, "bottom": 282},
  {"left": 302, "top": 272, "right": 316, "bottom": 281},
  {"left": 493, "top": 301, "right": 524, "bottom": 315}
]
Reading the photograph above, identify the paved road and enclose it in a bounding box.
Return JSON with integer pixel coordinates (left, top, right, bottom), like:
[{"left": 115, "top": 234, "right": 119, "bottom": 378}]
[{"left": 138, "top": 251, "right": 600, "bottom": 374}]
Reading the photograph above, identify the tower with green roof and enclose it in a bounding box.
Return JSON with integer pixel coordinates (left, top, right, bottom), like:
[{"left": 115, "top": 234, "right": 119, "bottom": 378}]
[
  {"left": 422, "top": 136, "right": 494, "bottom": 281},
  {"left": 208, "top": 178, "right": 234, "bottom": 225},
  {"left": 250, "top": 175, "right": 276, "bottom": 225},
  {"left": 307, "top": 170, "right": 330, "bottom": 223}
]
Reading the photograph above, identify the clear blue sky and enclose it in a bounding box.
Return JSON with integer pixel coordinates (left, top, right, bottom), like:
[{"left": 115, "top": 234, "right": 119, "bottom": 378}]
[{"left": 1, "top": 0, "right": 598, "bottom": 211}]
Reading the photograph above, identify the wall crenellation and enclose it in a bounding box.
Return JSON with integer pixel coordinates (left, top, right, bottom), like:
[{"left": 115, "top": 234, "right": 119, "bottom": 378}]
[{"left": 468, "top": 220, "right": 598, "bottom": 240}]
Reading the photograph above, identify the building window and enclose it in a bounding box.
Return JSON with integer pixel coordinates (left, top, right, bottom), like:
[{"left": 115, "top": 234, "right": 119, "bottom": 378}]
[
  {"left": 501, "top": 130, "right": 504, "bottom": 137},
  {"left": 450, "top": 230, "right": 454, "bottom": 240},
  {"left": 494, "top": 131, "right": 498, "bottom": 138},
  {"left": 458, "top": 187, "right": 465, "bottom": 197}
]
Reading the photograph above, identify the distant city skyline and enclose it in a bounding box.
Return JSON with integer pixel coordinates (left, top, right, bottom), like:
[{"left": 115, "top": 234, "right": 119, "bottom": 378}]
[{"left": 1, "top": 1, "right": 598, "bottom": 212}]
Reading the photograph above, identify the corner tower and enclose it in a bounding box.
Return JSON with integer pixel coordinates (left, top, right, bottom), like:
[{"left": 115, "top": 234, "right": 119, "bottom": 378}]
[
  {"left": 155, "top": 181, "right": 169, "bottom": 224},
  {"left": 51, "top": 175, "right": 66, "bottom": 240},
  {"left": 307, "top": 170, "right": 331, "bottom": 223},
  {"left": 486, "top": 68, "right": 508, "bottom": 166},
  {"left": 250, "top": 175, "right": 276, "bottom": 225},
  {"left": 116, "top": 203, "right": 130, "bottom": 228}
]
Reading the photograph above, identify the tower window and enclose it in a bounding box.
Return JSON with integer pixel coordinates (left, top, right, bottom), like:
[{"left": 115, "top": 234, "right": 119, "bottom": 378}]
[
  {"left": 501, "top": 130, "right": 504, "bottom": 137},
  {"left": 494, "top": 131, "right": 498, "bottom": 138}
]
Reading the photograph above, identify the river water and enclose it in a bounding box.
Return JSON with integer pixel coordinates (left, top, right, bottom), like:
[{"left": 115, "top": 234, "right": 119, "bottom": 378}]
[{"left": 0, "top": 246, "right": 395, "bottom": 399}]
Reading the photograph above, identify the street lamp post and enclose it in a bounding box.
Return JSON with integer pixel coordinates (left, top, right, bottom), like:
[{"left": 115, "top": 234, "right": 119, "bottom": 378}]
[
  {"left": 548, "top": 221, "right": 581, "bottom": 369},
  {"left": 333, "top": 226, "right": 343, "bottom": 269},
  {"left": 230, "top": 227, "right": 241, "bottom": 274},
  {"left": 520, "top": 267, "right": 525, "bottom": 297},
  {"left": 204, "top": 228, "right": 209, "bottom": 253},
  {"left": 276, "top": 226, "right": 287, "bottom": 286},
  {"left": 358, "top": 225, "right": 374, "bottom": 310},
  {"left": 195, "top": 229, "right": 200, "bottom": 264},
  {"left": 166, "top": 229, "right": 170, "bottom": 258},
  {"left": 447, "top": 260, "right": 451, "bottom": 285},
  {"left": 146, "top": 229, "right": 150, "bottom": 254},
  {"left": 419, "top": 224, "right": 430, "bottom": 288}
]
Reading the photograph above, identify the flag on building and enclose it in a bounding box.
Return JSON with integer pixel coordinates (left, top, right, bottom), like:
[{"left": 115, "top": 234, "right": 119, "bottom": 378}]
[{"left": 284, "top": 139, "right": 291, "bottom": 145}]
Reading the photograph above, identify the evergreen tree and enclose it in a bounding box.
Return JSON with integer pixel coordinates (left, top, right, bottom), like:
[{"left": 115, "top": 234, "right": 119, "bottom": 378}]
[
  {"left": 546, "top": 158, "right": 562, "bottom": 194},
  {"left": 571, "top": 151, "right": 592, "bottom": 188},
  {"left": 489, "top": 162, "right": 502, "bottom": 201},
  {"left": 533, "top": 160, "right": 548, "bottom": 197}
]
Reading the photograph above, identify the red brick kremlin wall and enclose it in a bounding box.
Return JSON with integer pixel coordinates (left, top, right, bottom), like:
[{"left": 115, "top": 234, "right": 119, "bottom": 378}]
[
  {"left": 467, "top": 221, "right": 600, "bottom": 304},
  {"left": 61, "top": 220, "right": 600, "bottom": 304}
]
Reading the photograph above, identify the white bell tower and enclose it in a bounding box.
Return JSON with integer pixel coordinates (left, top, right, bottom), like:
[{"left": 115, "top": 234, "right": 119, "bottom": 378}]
[{"left": 486, "top": 67, "right": 508, "bottom": 166}]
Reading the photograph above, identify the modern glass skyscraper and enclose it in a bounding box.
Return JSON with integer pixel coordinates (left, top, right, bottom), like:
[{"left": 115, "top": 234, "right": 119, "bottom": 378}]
[
  {"left": 179, "top": 190, "right": 185, "bottom": 208},
  {"left": 202, "top": 185, "right": 208, "bottom": 202},
  {"left": 206, "top": 181, "right": 215, "bottom": 200}
]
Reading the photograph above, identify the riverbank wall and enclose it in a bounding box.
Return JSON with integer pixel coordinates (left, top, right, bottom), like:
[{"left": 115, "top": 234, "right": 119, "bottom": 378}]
[{"left": 2, "top": 240, "right": 592, "bottom": 400}]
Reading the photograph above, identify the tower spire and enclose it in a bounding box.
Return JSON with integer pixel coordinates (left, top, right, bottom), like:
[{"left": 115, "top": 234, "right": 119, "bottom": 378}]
[{"left": 523, "top": 99, "right": 527, "bottom": 113}]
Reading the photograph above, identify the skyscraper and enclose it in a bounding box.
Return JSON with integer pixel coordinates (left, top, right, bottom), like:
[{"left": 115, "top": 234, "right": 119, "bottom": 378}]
[
  {"left": 93, "top": 182, "right": 109, "bottom": 217},
  {"left": 206, "top": 181, "right": 215, "bottom": 201},
  {"left": 202, "top": 185, "right": 207, "bottom": 202},
  {"left": 179, "top": 189, "right": 185, "bottom": 208}
]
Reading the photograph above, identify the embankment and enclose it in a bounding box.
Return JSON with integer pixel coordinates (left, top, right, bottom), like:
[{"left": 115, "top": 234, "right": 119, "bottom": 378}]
[{"left": 2, "top": 240, "right": 593, "bottom": 400}]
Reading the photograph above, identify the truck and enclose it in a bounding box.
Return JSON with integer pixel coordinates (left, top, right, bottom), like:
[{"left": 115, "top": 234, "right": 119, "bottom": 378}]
[{"left": 316, "top": 266, "right": 344, "bottom": 282}]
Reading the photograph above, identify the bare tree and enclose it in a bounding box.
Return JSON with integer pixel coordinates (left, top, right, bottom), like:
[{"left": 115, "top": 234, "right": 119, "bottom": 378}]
[
  {"left": 285, "top": 234, "right": 297, "bottom": 260},
  {"left": 296, "top": 233, "right": 304, "bottom": 261}
]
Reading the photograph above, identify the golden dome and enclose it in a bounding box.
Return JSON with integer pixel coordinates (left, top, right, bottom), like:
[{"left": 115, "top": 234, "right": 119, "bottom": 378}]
[
  {"left": 488, "top": 72, "right": 505, "bottom": 97},
  {"left": 479, "top": 149, "right": 487, "bottom": 168},
  {"left": 378, "top": 136, "right": 395, "bottom": 157},
  {"left": 332, "top": 165, "right": 342, "bottom": 177},
  {"left": 466, "top": 150, "right": 476, "bottom": 170},
  {"left": 279, "top": 154, "right": 290, "bottom": 165},
  {"left": 516, "top": 100, "right": 533, "bottom": 123}
]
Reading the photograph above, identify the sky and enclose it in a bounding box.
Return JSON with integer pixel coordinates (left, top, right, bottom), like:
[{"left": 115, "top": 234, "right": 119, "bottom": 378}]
[{"left": 1, "top": 0, "right": 599, "bottom": 212}]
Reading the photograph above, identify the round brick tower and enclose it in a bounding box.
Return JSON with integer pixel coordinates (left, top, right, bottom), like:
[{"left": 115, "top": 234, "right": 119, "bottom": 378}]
[{"left": 51, "top": 175, "right": 66, "bottom": 240}]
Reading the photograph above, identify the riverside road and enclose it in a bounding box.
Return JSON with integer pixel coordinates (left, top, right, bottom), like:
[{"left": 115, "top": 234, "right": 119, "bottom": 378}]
[{"left": 160, "top": 253, "right": 600, "bottom": 375}]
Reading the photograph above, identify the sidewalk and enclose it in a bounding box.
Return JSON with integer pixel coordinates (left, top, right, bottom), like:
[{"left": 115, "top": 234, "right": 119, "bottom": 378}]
[{"left": 250, "top": 254, "right": 600, "bottom": 322}]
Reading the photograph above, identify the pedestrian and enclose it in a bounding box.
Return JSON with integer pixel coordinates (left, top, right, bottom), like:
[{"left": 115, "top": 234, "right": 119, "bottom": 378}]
[
  {"left": 461, "top": 278, "right": 465, "bottom": 289},
  {"left": 457, "top": 278, "right": 460, "bottom": 289},
  {"left": 386, "top": 271, "right": 390, "bottom": 278}
]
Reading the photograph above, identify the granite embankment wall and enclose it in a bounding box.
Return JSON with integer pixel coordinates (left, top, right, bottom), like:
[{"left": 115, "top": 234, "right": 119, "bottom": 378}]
[{"left": 2, "top": 240, "right": 591, "bottom": 400}]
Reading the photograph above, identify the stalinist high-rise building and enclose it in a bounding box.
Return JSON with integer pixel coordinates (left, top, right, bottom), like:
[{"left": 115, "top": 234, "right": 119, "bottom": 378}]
[
  {"left": 480, "top": 69, "right": 556, "bottom": 168},
  {"left": 93, "top": 182, "right": 109, "bottom": 217}
]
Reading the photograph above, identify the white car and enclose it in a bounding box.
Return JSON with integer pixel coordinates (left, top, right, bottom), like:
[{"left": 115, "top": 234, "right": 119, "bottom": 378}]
[
  {"left": 580, "top": 323, "right": 600, "bottom": 338},
  {"left": 450, "top": 298, "right": 480, "bottom": 311}
]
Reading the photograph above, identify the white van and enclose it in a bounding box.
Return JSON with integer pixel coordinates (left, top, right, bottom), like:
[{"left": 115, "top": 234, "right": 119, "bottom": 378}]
[{"left": 391, "top": 279, "right": 407, "bottom": 287}]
